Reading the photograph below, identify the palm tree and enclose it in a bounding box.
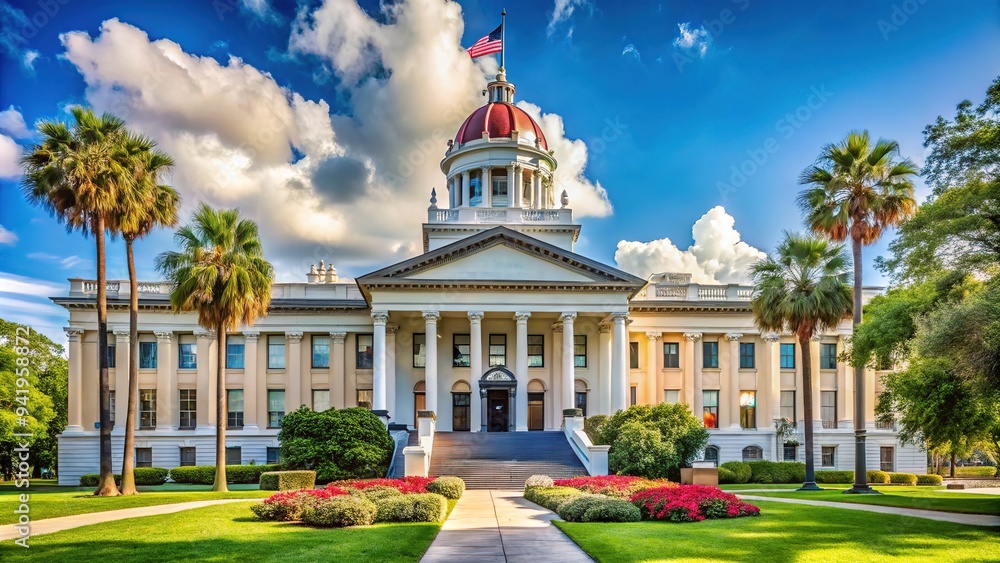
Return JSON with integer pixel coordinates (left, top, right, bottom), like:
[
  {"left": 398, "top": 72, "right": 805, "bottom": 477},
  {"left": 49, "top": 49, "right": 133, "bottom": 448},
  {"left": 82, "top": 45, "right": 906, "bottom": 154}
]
[
  {"left": 110, "top": 136, "right": 178, "bottom": 495},
  {"left": 750, "top": 233, "right": 853, "bottom": 490},
  {"left": 798, "top": 130, "right": 917, "bottom": 494},
  {"left": 21, "top": 107, "right": 131, "bottom": 496},
  {"left": 156, "top": 204, "right": 273, "bottom": 492}
]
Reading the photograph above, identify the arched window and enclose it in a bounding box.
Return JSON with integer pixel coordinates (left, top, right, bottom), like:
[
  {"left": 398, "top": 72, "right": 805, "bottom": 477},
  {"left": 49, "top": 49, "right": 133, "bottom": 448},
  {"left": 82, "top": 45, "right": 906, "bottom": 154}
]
[
  {"left": 703, "top": 445, "right": 719, "bottom": 466},
  {"left": 742, "top": 446, "right": 763, "bottom": 461}
]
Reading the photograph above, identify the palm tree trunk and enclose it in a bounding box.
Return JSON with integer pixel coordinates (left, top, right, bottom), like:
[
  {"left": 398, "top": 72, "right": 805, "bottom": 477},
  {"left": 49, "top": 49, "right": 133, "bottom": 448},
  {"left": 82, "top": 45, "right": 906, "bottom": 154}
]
[
  {"left": 94, "top": 217, "right": 119, "bottom": 496},
  {"left": 848, "top": 235, "right": 872, "bottom": 493},
  {"left": 799, "top": 333, "right": 820, "bottom": 490},
  {"left": 212, "top": 327, "right": 228, "bottom": 492},
  {"left": 119, "top": 237, "right": 139, "bottom": 495}
]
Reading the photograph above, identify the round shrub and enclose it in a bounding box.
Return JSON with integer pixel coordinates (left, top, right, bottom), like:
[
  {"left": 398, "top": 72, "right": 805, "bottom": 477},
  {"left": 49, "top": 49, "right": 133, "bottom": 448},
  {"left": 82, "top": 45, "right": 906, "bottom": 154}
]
[
  {"left": 558, "top": 494, "right": 610, "bottom": 522},
  {"left": 523, "top": 486, "right": 583, "bottom": 512},
  {"left": 525, "top": 475, "right": 554, "bottom": 488},
  {"left": 581, "top": 499, "right": 642, "bottom": 522},
  {"left": 889, "top": 472, "right": 918, "bottom": 486},
  {"left": 916, "top": 474, "right": 944, "bottom": 486},
  {"left": 374, "top": 495, "right": 415, "bottom": 522},
  {"left": 779, "top": 462, "right": 806, "bottom": 483},
  {"left": 717, "top": 467, "right": 737, "bottom": 484},
  {"left": 279, "top": 406, "right": 394, "bottom": 481},
  {"left": 814, "top": 470, "right": 853, "bottom": 484},
  {"left": 409, "top": 493, "right": 449, "bottom": 522},
  {"left": 720, "top": 461, "right": 751, "bottom": 484},
  {"left": 584, "top": 415, "right": 609, "bottom": 443},
  {"left": 302, "top": 496, "right": 377, "bottom": 527},
  {"left": 358, "top": 485, "right": 403, "bottom": 502},
  {"left": 427, "top": 476, "right": 465, "bottom": 499},
  {"left": 867, "top": 470, "right": 890, "bottom": 484},
  {"left": 259, "top": 470, "right": 316, "bottom": 491}
]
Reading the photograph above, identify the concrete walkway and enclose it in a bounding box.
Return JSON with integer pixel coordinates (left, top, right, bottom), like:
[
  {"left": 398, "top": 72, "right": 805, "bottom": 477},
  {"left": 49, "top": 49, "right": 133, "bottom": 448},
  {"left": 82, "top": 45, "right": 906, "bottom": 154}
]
[
  {"left": 738, "top": 494, "right": 1000, "bottom": 527},
  {"left": 0, "top": 499, "right": 250, "bottom": 542},
  {"left": 421, "top": 490, "right": 592, "bottom": 563}
]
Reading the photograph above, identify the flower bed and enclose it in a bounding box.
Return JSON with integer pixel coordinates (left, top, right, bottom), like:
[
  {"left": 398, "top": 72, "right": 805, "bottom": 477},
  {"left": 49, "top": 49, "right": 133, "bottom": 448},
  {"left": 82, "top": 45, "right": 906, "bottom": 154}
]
[
  {"left": 631, "top": 485, "right": 760, "bottom": 523},
  {"left": 329, "top": 476, "right": 435, "bottom": 494},
  {"left": 553, "top": 475, "right": 675, "bottom": 498},
  {"left": 251, "top": 487, "right": 350, "bottom": 522}
]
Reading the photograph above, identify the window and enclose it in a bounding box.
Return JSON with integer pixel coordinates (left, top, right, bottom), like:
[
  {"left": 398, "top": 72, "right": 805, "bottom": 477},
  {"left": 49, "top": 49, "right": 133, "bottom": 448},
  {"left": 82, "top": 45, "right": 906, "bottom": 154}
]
[
  {"left": 821, "top": 446, "right": 836, "bottom": 467},
  {"left": 267, "top": 390, "right": 285, "bottom": 427},
  {"left": 179, "top": 389, "right": 197, "bottom": 429},
  {"left": 703, "top": 390, "right": 719, "bottom": 428},
  {"left": 783, "top": 443, "right": 797, "bottom": 462},
  {"left": 227, "top": 389, "right": 244, "bottom": 428},
  {"left": 452, "top": 334, "right": 470, "bottom": 367},
  {"left": 266, "top": 447, "right": 281, "bottom": 465},
  {"left": 739, "top": 342, "right": 755, "bottom": 369},
  {"left": 312, "top": 335, "right": 330, "bottom": 368},
  {"left": 739, "top": 391, "right": 756, "bottom": 429},
  {"left": 227, "top": 337, "right": 245, "bottom": 369},
  {"left": 629, "top": 341, "right": 639, "bottom": 369},
  {"left": 108, "top": 344, "right": 116, "bottom": 368},
  {"left": 780, "top": 343, "right": 795, "bottom": 369},
  {"left": 356, "top": 334, "right": 373, "bottom": 369},
  {"left": 663, "top": 342, "right": 679, "bottom": 368},
  {"left": 413, "top": 333, "right": 426, "bottom": 368},
  {"left": 880, "top": 446, "right": 895, "bottom": 472},
  {"left": 821, "top": 391, "right": 837, "bottom": 429},
  {"left": 780, "top": 391, "right": 796, "bottom": 425},
  {"left": 574, "top": 335, "right": 588, "bottom": 368},
  {"left": 742, "top": 446, "right": 763, "bottom": 461},
  {"left": 489, "top": 334, "right": 507, "bottom": 367},
  {"left": 357, "top": 389, "right": 373, "bottom": 409},
  {"left": 109, "top": 394, "right": 115, "bottom": 428},
  {"left": 313, "top": 389, "right": 330, "bottom": 412},
  {"left": 179, "top": 447, "right": 196, "bottom": 466},
  {"left": 575, "top": 391, "right": 588, "bottom": 416},
  {"left": 820, "top": 343, "right": 838, "bottom": 369},
  {"left": 268, "top": 335, "right": 286, "bottom": 369},
  {"left": 226, "top": 446, "right": 241, "bottom": 466},
  {"left": 664, "top": 389, "right": 680, "bottom": 404},
  {"left": 703, "top": 446, "right": 719, "bottom": 467},
  {"left": 139, "top": 341, "right": 157, "bottom": 369},
  {"left": 527, "top": 335, "right": 544, "bottom": 367},
  {"left": 139, "top": 389, "right": 156, "bottom": 428},
  {"left": 703, "top": 341, "right": 719, "bottom": 368},
  {"left": 630, "top": 385, "right": 638, "bottom": 406},
  {"left": 178, "top": 341, "right": 197, "bottom": 369},
  {"left": 135, "top": 447, "right": 152, "bottom": 468}
]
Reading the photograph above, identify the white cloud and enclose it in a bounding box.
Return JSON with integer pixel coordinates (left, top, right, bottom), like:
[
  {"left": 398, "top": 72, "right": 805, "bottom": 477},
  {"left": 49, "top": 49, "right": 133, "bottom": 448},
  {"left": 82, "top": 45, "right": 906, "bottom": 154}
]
[
  {"left": 672, "top": 22, "right": 711, "bottom": 57},
  {"left": 0, "top": 106, "right": 31, "bottom": 138},
  {"left": 621, "top": 44, "right": 640, "bottom": 61},
  {"left": 614, "top": 206, "right": 765, "bottom": 284},
  {"left": 0, "top": 271, "right": 70, "bottom": 344},
  {"left": 0, "top": 132, "right": 21, "bottom": 177},
  {"left": 27, "top": 253, "right": 91, "bottom": 270},
  {"left": 548, "top": 0, "right": 589, "bottom": 37},
  {"left": 22, "top": 49, "right": 39, "bottom": 69},
  {"left": 0, "top": 224, "right": 17, "bottom": 245}
]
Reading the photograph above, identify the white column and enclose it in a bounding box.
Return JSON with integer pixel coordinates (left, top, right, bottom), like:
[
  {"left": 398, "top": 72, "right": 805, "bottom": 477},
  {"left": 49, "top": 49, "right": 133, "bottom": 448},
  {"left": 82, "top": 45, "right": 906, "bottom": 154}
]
[
  {"left": 514, "top": 312, "right": 530, "bottom": 430},
  {"left": 423, "top": 311, "right": 440, "bottom": 414},
  {"left": 598, "top": 324, "right": 612, "bottom": 415},
  {"left": 468, "top": 312, "right": 484, "bottom": 431},
  {"left": 514, "top": 164, "right": 524, "bottom": 208},
  {"left": 330, "top": 332, "right": 346, "bottom": 409},
  {"left": 195, "top": 330, "right": 215, "bottom": 431},
  {"left": 761, "top": 332, "right": 780, "bottom": 423},
  {"left": 113, "top": 330, "right": 130, "bottom": 434},
  {"left": 386, "top": 325, "right": 397, "bottom": 420},
  {"left": 154, "top": 331, "right": 175, "bottom": 431},
  {"left": 481, "top": 166, "right": 492, "bottom": 207},
  {"left": 65, "top": 328, "right": 85, "bottom": 432},
  {"left": 243, "top": 331, "right": 260, "bottom": 431},
  {"left": 552, "top": 322, "right": 564, "bottom": 418},
  {"left": 560, "top": 313, "right": 577, "bottom": 418},
  {"left": 646, "top": 332, "right": 661, "bottom": 405},
  {"left": 533, "top": 172, "right": 542, "bottom": 210},
  {"left": 509, "top": 163, "right": 520, "bottom": 208},
  {"left": 726, "top": 333, "right": 743, "bottom": 429},
  {"left": 448, "top": 176, "right": 456, "bottom": 208},
  {"left": 372, "top": 311, "right": 389, "bottom": 413},
  {"left": 611, "top": 313, "right": 628, "bottom": 412},
  {"left": 462, "top": 171, "right": 471, "bottom": 206},
  {"left": 285, "top": 332, "right": 303, "bottom": 414},
  {"left": 684, "top": 333, "right": 702, "bottom": 421}
]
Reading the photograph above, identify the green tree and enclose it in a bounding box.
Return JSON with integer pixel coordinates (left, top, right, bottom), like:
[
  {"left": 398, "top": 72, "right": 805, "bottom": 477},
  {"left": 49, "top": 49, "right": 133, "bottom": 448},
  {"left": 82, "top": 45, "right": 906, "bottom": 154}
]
[
  {"left": 750, "top": 233, "right": 853, "bottom": 490},
  {"left": 21, "top": 107, "right": 133, "bottom": 496},
  {"left": 597, "top": 403, "right": 709, "bottom": 479},
  {"left": 156, "top": 204, "right": 274, "bottom": 491},
  {"left": 109, "top": 136, "right": 179, "bottom": 495},
  {"left": 278, "top": 407, "right": 394, "bottom": 480},
  {"left": 798, "top": 130, "right": 918, "bottom": 493}
]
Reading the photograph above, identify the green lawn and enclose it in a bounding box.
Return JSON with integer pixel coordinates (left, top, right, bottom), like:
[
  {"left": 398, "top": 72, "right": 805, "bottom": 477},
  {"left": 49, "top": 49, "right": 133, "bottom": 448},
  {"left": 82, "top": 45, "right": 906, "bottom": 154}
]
[
  {"left": 556, "top": 500, "right": 1000, "bottom": 563},
  {"left": 746, "top": 486, "right": 1000, "bottom": 515},
  {"left": 0, "top": 499, "right": 456, "bottom": 562}
]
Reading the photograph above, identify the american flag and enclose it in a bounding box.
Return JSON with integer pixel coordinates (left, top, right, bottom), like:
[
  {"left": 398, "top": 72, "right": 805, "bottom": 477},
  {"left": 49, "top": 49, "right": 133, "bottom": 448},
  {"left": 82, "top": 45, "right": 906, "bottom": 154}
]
[{"left": 467, "top": 24, "right": 503, "bottom": 59}]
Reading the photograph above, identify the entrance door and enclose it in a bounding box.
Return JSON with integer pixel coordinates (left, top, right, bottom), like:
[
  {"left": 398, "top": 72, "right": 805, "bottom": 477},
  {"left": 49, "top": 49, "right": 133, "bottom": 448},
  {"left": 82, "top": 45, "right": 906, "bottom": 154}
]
[
  {"left": 528, "top": 392, "right": 544, "bottom": 431},
  {"left": 487, "top": 389, "right": 509, "bottom": 432},
  {"left": 413, "top": 392, "right": 425, "bottom": 427},
  {"left": 452, "top": 393, "right": 471, "bottom": 431}
]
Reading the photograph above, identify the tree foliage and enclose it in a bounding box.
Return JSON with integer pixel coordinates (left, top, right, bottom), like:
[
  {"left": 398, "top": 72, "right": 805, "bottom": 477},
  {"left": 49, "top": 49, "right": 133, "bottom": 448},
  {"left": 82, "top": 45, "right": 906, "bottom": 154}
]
[
  {"left": 597, "top": 403, "right": 708, "bottom": 479},
  {"left": 278, "top": 407, "right": 394, "bottom": 481}
]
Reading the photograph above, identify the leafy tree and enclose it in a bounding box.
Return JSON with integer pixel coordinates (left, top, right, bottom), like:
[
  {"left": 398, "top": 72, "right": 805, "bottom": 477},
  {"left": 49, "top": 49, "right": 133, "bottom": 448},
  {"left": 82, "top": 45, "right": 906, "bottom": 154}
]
[
  {"left": 798, "top": 130, "right": 917, "bottom": 493},
  {"left": 278, "top": 407, "right": 394, "bottom": 481},
  {"left": 156, "top": 204, "right": 274, "bottom": 492},
  {"left": 597, "top": 403, "right": 708, "bottom": 479},
  {"left": 750, "top": 233, "right": 853, "bottom": 490},
  {"left": 21, "top": 108, "right": 133, "bottom": 496}
]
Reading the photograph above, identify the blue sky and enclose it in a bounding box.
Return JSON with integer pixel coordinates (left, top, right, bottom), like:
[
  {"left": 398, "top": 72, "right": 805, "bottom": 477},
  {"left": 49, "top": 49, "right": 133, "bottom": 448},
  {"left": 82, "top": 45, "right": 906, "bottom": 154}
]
[{"left": 1, "top": 0, "right": 999, "bottom": 342}]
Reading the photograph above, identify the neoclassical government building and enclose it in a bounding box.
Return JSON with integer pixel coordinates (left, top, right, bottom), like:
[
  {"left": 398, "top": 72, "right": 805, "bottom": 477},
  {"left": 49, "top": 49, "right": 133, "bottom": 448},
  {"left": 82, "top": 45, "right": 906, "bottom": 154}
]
[{"left": 54, "top": 70, "right": 923, "bottom": 484}]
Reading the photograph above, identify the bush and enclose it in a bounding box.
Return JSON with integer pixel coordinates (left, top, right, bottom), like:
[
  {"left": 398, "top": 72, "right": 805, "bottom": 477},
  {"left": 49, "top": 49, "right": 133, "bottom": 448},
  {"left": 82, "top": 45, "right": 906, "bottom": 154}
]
[
  {"left": 226, "top": 464, "right": 280, "bottom": 484},
  {"left": 917, "top": 474, "right": 944, "bottom": 486},
  {"left": 409, "top": 493, "right": 449, "bottom": 522},
  {"left": 525, "top": 475, "right": 554, "bottom": 488},
  {"left": 302, "top": 496, "right": 377, "bottom": 527},
  {"left": 558, "top": 494, "right": 611, "bottom": 522},
  {"left": 427, "top": 476, "right": 465, "bottom": 499},
  {"left": 814, "top": 470, "right": 853, "bottom": 484},
  {"left": 720, "top": 461, "right": 751, "bottom": 484},
  {"left": 747, "top": 461, "right": 794, "bottom": 484},
  {"left": 867, "top": 470, "right": 890, "bottom": 484},
  {"left": 250, "top": 487, "right": 349, "bottom": 521},
  {"left": 600, "top": 404, "right": 709, "bottom": 479},
  {"left": 584, "top": 415, "right": 609, "bottom": 443},
  {"left": 356, "top": 485, "right": 403, "bottom": 501},
  {"left": 78, "top": 473, "right": 117, "bottom": 487},
  {"left": 554, "top": 475, "right": 673, "bottom": 498},
  {"left": 279, "top": 406, "right": 395, "bottom": 481},
  {"left": 169, "top": 464, "right": 280, "bottom": 485},
  {"left": 374, "top": 494, "right": 414, "bottom": 522},
  {"left": 935, "top": 466, "right": 998, "bottom": 478},
  {"left": 630, "top": 485, "right": 761, "bottom": 523},
  {"left": 132, "top": 467, "right": 169, "bottom": 486},
  {"left": 331, "top": 477, "right": 433, "bottom": 494},
  {"left": 888, "top": 472, "right": 918, "bottom": 486},
  {"left": 717, "top": 467, "right": 737, "bottom": 484},
  {"left": 779, "top": 462, "right": 806, "bottom": 483},
  {"left": 582, "top": 499, "right": 642, "bottom": 523},
  {"left": 259, "top": 470, "right": 316, "bottom": 491},
  {"left": 373, "top": 493, "right": 448, "bottom": 522},
  {"left": 523, "top": 486, "right": 583, "bottom": 512}
]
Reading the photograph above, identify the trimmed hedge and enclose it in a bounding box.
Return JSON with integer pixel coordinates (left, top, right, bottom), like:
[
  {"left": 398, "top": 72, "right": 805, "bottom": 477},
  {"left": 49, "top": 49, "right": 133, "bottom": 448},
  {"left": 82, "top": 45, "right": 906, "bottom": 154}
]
[
  {"left": 410, "top": 493, "right": 449, "bottom": 522},
  {"left": 867, "top": 470, "right": 890, "bottom": 484},
  {"left": 888, "top": 472, "right": 918, "bottom": 486},
  {"left": 581, "top": 498, "right": 642, "bottom": 522},
  {"left": 373, "top": 493, "right": 448, "bottom": 523},
  {"left": 933, "top": 466, "right": 998, "bottom": 478},
  {"left": 717, "top": 466, "right": 737, "bottom": 484},
  {"left": 170, "top": 464, "right": 280, "bottom": 485},
  {"left": 814, "top": 470, "right": 853, "bottom": 484},
  {"left": 79, "top": 473, "right": 115, "bottom": 487},
  {"left": 79, "top": 468, "right": 170, "bottom": 487},
  {"left": 356, "top": 485, "right": 403, "bottom": 501},
  {"left": 720, "top": 461, "right": 751, "bottom": 484},
  {"left": 780, "top": 462, "right": 807, "bottom": 483},
  {"left": 523, "top": 486, "right": 583, "bottom": 512},
  {"left": 302, "top": 496, "right": 377, "bottom": 527},
  {"left": 916, "top": 474, "right": 944, "bottom": 486},
  {"left": 558, "top": 494, "right": 611, "bottom": 522},
  {"left": 259, "top": 470, "right": 317, "bottom": 491},
  {"left": 427, "top": 476, "right": 465, "bottom": 500}
]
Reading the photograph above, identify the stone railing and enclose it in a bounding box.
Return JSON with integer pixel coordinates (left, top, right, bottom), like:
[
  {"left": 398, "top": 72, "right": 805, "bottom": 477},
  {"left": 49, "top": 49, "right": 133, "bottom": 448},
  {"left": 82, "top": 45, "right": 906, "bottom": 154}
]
[
  {"left": 426, "top": 206, "right": 573, "bottom": 225},
  {"left": 403, "top": 412, "right": 436, "bottom": 477},
  {"left": 642, "top": 283, "right": 754, "bottom": 302},
  {"left": 68, "top": 278, "right": 367, "bottom": 301}
]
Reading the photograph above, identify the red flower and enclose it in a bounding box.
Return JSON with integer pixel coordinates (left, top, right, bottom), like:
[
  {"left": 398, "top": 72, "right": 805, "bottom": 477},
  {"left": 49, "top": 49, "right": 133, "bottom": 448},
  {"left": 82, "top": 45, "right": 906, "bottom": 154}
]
[
  {"left": 328, "top": 476, "right": 434, "bottom": 494},
  {"left": 630, "top": 484, "right": 760, "bottom": 523},
  {"left": 553, "top": 475, "right": 676, "bottom": 498}
]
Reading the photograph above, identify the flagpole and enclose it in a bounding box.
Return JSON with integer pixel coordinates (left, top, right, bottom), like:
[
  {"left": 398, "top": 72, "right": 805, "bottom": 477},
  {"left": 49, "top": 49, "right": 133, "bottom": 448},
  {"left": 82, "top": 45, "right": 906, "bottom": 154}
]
[{"left": 500, "top": 9, "right": 506, "bottom": 71}]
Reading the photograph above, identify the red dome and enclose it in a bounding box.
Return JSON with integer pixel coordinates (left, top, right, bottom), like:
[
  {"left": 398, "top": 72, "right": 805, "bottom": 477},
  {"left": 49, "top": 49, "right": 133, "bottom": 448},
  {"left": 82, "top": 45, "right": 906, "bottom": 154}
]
[{"left": 454, "top": 102, "right": 548, "bottom": 150}]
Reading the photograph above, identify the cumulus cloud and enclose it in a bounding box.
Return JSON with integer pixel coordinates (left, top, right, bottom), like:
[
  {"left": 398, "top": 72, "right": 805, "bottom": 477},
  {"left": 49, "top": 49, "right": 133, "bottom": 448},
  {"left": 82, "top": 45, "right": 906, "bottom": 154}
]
[
  {"left": 0, "top": 132, "right": 21, "bottom": 177},
  {"left": 548, "top": 0, "right": 590, "bottom": 37},
  {"left": 621, "top": 44, "right": 640, "bottom": 61},
  {"left": 0, "top": 271, "right": 70, "bottom": 343},
  {"left": 0, "top": 106, "right": 31, "bottom": 138},
  {"left": 27, "top": 252, "right": 91, "bottom": 270},
  {"left": 0, "top": 224, "right": 17, "bottom": 246},
  {"left": 672, "top": 22, "right": 711, "bottom": 57},
  {"left": 614, "top": 206, "right": 765, "bottom": 284}
]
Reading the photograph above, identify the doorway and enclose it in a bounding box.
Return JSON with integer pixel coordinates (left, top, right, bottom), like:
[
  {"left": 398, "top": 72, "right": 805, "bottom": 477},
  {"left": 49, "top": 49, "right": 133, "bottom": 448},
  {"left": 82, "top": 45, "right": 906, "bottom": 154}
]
[
  {"left": 453, "top": 393, "right": 471, "bottom": 431},
  {"left": 487, "top": 389, "right": 509, "bottom": 432},
  {"left": 527, "top": 392, "right": 544, "bottom": 431},
  {"left": 413, "top": 381, "right": 425, "bottom": 427}
]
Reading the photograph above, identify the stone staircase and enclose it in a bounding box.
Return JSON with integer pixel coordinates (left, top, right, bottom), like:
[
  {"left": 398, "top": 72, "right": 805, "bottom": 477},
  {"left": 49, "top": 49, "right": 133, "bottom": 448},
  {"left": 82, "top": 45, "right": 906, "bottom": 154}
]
[{"left": 429, "top": 431, "right": 588, "bottom": 489}]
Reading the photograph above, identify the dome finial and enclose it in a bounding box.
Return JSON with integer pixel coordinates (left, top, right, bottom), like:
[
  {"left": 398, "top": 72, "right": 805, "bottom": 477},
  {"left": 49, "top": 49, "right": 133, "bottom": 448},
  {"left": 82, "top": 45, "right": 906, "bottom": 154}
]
[{"left": 429, "top": 187, "right": 438, "bottom": 209}]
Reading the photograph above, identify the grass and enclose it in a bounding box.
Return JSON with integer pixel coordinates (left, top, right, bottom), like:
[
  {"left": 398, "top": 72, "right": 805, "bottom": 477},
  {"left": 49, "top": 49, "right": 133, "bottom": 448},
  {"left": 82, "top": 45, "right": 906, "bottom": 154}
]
[
  {"left": 555, "top": 500, "right": 1000, "bottom": 563},
  {"left": 746, "top": 486, "right": 1000, "bottom": 515},
  {"left": 0, "top": 499, "right": 456, "bottom": 562}
]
